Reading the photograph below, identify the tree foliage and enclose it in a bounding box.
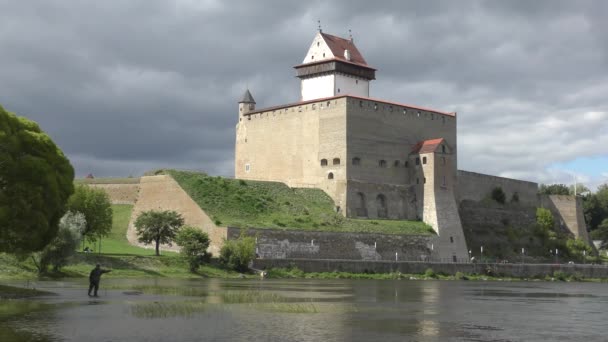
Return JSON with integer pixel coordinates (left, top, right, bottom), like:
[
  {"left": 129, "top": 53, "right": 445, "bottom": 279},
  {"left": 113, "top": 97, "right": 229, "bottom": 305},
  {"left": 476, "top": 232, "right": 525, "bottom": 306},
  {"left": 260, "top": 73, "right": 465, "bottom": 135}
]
[
  {"left": 590, "top": 219, "right": 608, "bottom": 248},
  {"left": 67, "top": 184, "right": 112, "bottom": 244},
  {"left": 134, "top": 210, "right": 184, "bottom": 256},
  {"left": 219, "top": 231, "right": 256, "bottom": 272},
  {"left": 536, "top": 208, "right": 554, "bottom": 232},
  {"left": 491, "top": 187, "right": 506, "bottom": 204},
  {"left": 583, "top": 184, "right": 608, "bottom": 231},
  {"left": 175, "top": 226, "right": 211, "bottom": 272},
  {"left": 539, "top": 184, "right": 570, "bottom": 195},
  {"left": 0, "top": 105, "right": 74, "bottom": 254},
  {"left": 31, "top": 211, "right": 84, "bottom": 273},
  {"left": 565, "top": 238, "right": 594, "bottom": 261}
]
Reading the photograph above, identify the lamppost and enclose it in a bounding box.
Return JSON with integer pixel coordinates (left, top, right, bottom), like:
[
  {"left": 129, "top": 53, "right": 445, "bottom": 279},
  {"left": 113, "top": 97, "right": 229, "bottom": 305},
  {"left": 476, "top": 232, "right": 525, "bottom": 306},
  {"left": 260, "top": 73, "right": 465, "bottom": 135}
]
[
  {"left": 583, "top": 250, "right": 586, "bottom": 265},
  {"left": 555, "top": 248, "right": 559, "bottom": 264},
  {"left": 480, "top": 246, "right": 484, "bottom": 263},
  {"left": 521, "top": 247, "right": 525, "bottom": 264}
]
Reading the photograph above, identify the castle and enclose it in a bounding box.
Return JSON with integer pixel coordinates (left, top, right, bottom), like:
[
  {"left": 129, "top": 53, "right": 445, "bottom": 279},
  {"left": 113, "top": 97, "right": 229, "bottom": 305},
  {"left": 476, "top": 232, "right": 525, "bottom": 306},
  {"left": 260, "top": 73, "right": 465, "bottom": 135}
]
[{"left": 234, "top": 30, "right": 592, "bottom": 262}]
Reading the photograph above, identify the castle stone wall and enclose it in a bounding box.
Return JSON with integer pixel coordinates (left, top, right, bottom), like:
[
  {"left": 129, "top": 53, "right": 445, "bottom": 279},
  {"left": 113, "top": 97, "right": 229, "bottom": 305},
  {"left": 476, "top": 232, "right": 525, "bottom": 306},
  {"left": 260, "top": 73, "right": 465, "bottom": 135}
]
[
  {"left": 228, "top": 227, "right": 434, "bottom": 261},
  {"left": 87, "top": 183, "right": 140, "bottom": 204},
  {"left": 457, "top": 170, "right": 538, "bottom": 206},
  {"left": 540, "top": 195, "right": 591, "bottom": 243}
]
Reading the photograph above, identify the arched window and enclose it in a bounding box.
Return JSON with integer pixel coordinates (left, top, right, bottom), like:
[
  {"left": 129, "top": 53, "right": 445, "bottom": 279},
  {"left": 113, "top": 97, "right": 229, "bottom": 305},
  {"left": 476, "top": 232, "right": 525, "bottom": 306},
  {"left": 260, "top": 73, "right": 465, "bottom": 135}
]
[
  {"left": 333, "top": 158, "right": 340, "bottom": 165},
  {"left": 379, "top": 160, "right": 387, "bottom": 168},
  {"left": 356, "top": 192, "right": 367, "bottom": 217},
  {"left": 320, "top": 159, "right": 328, "bottom": 166},
  {"left": 376, "top": 194, "right": 388, "bottom": 218},
  {"left": 442, "top": 145, "right": 446, "bottom": 153},
  {"left": 328, "top": 172, "right": 334, "bottom": 180},
  {"left": 422, "top": 157, "right": 427, "bottom": 164},
  {"left": 393, "top": 160, "right": 400, "bottom": 167},
  {"left": 352, "top": 157, "right": 361, "bottom": 166}
]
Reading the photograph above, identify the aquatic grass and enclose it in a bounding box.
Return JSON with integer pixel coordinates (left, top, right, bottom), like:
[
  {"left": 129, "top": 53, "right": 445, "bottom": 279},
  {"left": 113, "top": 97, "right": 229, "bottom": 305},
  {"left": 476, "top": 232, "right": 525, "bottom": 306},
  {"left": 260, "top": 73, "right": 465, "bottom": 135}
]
[
  {"left": 0, "top": 284, "right": 55, "bottom": 299},
  {"left": 256, "top": 302, "right": 319, "bottom": 313},
  {"left": 129, "top": 301, "right": 208, "bottom": 318},
  {"left": 220, "top": 290, "right": 287, "bottom": 303}
]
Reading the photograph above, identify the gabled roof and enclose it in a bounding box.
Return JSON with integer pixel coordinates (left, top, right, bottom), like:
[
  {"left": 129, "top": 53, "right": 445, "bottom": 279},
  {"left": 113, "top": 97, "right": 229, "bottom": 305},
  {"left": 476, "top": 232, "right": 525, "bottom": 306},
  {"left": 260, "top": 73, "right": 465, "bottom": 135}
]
[
  {"left": 239, "top": 89, "right": 256, "bottom": 104},
  {"left": 411, "top": 138, "right": 445, "bottom": 154},
  {"left": 320, "top": 32, "right": 368, "bottom": 66}
]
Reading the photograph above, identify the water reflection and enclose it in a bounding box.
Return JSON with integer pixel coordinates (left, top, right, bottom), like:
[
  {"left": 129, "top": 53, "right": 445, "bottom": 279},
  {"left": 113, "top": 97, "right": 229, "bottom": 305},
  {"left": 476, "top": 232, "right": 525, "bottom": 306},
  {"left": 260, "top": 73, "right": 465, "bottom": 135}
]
[{"left": 1, "top": 279, "right": 606, "bottom": 341}]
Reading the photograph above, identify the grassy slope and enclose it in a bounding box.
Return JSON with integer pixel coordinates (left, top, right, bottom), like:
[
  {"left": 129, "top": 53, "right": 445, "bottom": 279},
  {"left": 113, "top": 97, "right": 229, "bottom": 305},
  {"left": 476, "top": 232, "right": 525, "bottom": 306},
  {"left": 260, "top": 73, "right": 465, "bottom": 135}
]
[
  {"left": 168, "top": 170, "right": 434, "bottom": 235},
  {"left": 74, "top": 177, "right": 140, "bottom": 184},
  {"left": 0, "top": 205, "right": 242, "bottom": 280}
]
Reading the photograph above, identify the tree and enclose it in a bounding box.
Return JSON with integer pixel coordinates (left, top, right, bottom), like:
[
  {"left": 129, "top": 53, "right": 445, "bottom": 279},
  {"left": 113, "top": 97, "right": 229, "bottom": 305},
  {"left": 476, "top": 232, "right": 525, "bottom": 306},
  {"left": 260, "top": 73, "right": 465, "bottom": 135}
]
[
  {"left": 590, "top": 219, "right": 608, "bottom": 248},
  {"left": 175, "top": 226, "right": 211, "bottom": 272},
  {"left": 539, "top": 184, "right": 570, "bottom": 195},
  {"left": 491, "top": 187, "right": 506, "bottom": 204},
  {"left": 536, "top": 207, "right": 554, "bottom": 231},
  {"left": 583, "top": 183, "right": 608, "bottom": 231},
  {"left": 31, "top": 211, "right": 84, "bottom": 273},
  {"left": 219, "top": 231, "right": 256, "bottom": 272},
  {"left": 67, "top": 184, "right": 113, "bottom": 248},
  {"left": 134, "top": 210, "right": 184, "bottom": 256},
  {"left": 0, "top": 105, "right": 74, "bottom": 254},
  {"left": 565, "top": 238, "right": 594, "bottom": 261}
]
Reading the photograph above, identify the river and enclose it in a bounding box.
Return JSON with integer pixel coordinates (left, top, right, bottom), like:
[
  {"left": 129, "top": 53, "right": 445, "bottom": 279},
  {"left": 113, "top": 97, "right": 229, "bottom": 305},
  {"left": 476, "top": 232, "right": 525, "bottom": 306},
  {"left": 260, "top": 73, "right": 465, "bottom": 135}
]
[{"left": 1, "top": 278, "right": 606, "bottom": 341}]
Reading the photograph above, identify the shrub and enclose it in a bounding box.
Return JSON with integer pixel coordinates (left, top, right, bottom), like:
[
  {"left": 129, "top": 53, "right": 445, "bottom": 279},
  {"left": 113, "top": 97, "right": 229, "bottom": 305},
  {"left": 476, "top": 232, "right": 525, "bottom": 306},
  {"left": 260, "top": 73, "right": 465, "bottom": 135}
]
[
  {"left": 553, "top": 270, "right": 567, "bottom": 281},
  {"left": 219, "top": 231, "right": 256, "bottom": 272},
  {"left": 491, "top": 187, "right": 506, "bottom": 204},
  {"left": 565, "top": 238, "right": 593, "bottom": 261},
  {"left": 536, "top": 208, "right": 554, "bottom": 232},
  {"left": 31, "top": 211, "right": 85, "bottom": 273},
  {"left": 511, "top": 192, "right": 520, "bottom": 203},
  {"left": 424, "top": 268, "right": 436, "bottom": 278},
  {"left": 175, "top": 226, "right": 211, "bottom": 272},
  {"left": 455, "top": 271, "right": 468, "bottom": 280}
]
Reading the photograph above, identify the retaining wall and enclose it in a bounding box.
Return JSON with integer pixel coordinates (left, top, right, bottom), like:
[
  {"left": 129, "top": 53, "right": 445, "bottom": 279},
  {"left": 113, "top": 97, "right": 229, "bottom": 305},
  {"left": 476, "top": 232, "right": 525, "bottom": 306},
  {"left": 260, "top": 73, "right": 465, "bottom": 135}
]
[
  {"left": 457, "top": 170, "right": 538, "bottom": 206},
  {"left": 228, "top": 227, "right": 435, "bottom": 261},
  {"left": 254, "top": 258, "right": 608, "bottom": 278},
  {"left": 87, "top": 183, "right": 140, "bottom": 204}
]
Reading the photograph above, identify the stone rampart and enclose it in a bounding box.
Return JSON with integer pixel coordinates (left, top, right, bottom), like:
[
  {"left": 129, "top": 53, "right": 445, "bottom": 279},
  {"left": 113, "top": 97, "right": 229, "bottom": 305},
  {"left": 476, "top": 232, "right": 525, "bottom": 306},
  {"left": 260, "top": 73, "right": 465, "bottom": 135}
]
[
  {"left": 128, "top": 175, "right": 227, "bottom": 255},
  {"left": 457, "top": 170, "right": 538, "bottom": 206},
  {"left": 87, "top": 183, "right": 140, "bottom": 204},
  {"left": 540, "top": 195, "right": 591, "bottom": 243},
  {"left": 228, "top": 227, "right": 434, "bottom": 261},
  {"left": 254, "top": 258, "right": 608, "bottom": 278}
]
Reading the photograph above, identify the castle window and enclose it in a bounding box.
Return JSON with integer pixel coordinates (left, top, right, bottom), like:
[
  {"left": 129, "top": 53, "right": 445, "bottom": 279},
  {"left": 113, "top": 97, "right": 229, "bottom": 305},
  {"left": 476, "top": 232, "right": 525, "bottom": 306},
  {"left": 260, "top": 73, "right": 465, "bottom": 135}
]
[
  {"left": 356, "top": 79, "right": 358, "bottom": 84},
  {"left": 442, "top": 117, "right": 446, "bottom": 124},
  {"left": 441, "top": 157, "right": 446, "bottom": 165},
  {"left": 248, "top": 116, "right": 251, "bottom": 121},
  {"left": 245, "top": 164, "right": 250, "bottom": 172},
  {"left": 311, "top": 55, "right": 314, "bottom": 60},
  {"left": 376, "top": 194, "right": 388, "bottom": 218},
  {"left": 417, "top": 111, "right": 421, "bottom": 117},
  {"left": 312, "top": 103, "right": 316, "bottom": 109},
  {"left": 352, "top": 157, "right": 361, "bottom": 166},
  {"left": 379, "top": 160, "right": 387, "bottom": 168},
  {"left": 424, "top": 177, "right": 427, "bottom": 184},
  {"left": 452, "top": 255, "right": 457, "bottom": 262},
  {"left": 337, "top": 88, "right": 341, "bottom": 93},
  {"left": 327, "top": 101, "right": 331, "bottom": 107},
  {"left": 328, "top": 172, "right": 334, "bottom": 180},
  {"left": 415, "top": 157, "right": 420, "bottom": 165},
  {"left": 359, "top": 101, "right": 363, "bottom": 107},
  {"left": 422, "top": 157, "right": 427, "bottom": 164},
  {"left": 403, "top": 108, "right": 407, "bottom": 115},
  {"left": 317, "top": 42, "right": 320, "bottom": 47},
  {"left": 431, "top": 114, "right": 434, "bottom": 120},
  {"left": 393, "top": 160, "right": 400, "bottom": 167},
  {"left": 450, "top": 236, "right": 454, "bottom": 243},
  {"left": 405, "top": 161, "right": 409, "bottom": 168},
  {"left": 320, "top": 159, "right": 328, "bottom": 166},
  {"left": 416, "top": 178, "right": 419, "bottom": 184},
  {"left": 333, "top": 158, "right": 340, "bottom": 165},
  {"left": 442, "top": 176, "right": 447, "bottom": 187},
  {"left": 442, "top": 145, "right": 446, "bottom": 153},
  {"left": 389, "top": 106, "right": 393, "bottom": 112},
  {"left": 374, "top": 103, "right": 378, "bottom": 111},
  {"left": 323, "top": 53, "right": 325, "bottom": 57},
  {"left": 356, "top": 192, "right": 367, "bottom": 217}
]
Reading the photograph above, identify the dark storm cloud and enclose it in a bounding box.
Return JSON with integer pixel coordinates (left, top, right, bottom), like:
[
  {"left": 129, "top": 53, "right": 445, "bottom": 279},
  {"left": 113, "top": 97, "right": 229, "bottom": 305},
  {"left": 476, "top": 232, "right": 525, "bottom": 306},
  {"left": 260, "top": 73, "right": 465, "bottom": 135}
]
[{"left": 0, "top": 0, "right": 606, "bottom": 187}]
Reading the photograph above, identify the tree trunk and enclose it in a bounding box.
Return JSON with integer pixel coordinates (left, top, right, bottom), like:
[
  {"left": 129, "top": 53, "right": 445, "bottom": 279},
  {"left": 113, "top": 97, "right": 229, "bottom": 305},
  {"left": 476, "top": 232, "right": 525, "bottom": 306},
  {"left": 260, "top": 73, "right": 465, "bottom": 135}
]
[{"left": 155, "top": 237, "right": 160, "bottom": 256}]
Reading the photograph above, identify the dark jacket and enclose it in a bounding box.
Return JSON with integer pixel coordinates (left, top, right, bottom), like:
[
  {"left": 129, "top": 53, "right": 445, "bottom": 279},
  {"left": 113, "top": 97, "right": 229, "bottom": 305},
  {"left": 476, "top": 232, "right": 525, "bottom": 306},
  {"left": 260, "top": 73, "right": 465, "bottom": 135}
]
[{"left": 89, "top": 268, "right": 110, "bottom": 283}]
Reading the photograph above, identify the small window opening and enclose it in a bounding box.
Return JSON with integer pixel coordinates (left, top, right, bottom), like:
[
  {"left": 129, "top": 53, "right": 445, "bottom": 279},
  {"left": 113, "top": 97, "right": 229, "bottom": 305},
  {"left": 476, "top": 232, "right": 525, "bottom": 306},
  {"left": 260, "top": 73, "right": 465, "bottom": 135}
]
[
  {"left": 311, "top": 55, "right": 314, "bottom": 60},
  {"left": 393, "top": 160, "right": 400, "bottom": 167},
  {"left": 323, "top": 53, "right": 325, "bottom": 57},
  {"left": 333, "top": 158, "right": 340, "bottom": 165},
  {"left": 337, "top": 88, "right": 340, "bottom": 93},
  {"left": 328, "top": 172, "right": 334, "bottom": 180},
  {"left": 374, "top": 103, "right": 378, "bottom": 111},
  {"left": 403, "top": 108, "right": 407, "bottom": 115},
  {"left": 320, "top": 159, "right": 328, "bottom": 166},
  {"left": 452, "top": 255, "right": 457, "bottom": 263},
  {"left": 415, "top": 157, "right": 420, "bottom": 165},
  {"left": 352, "top": 157, "right": 361, "bottom": 166},
  {"left": 405, "top": 161, "right": 409, "bottom": 168},
  {"left": 317, "top": 42, "right": 320, "bottom": 47},
  {"left": 442, "top": 176, "right": 447, "bottom": 186},
  {"left": 431, "top": 114, "right": 434, "bottom": 120},
  {"left": 359, "top": 101, "right": 363, "bottom": 107},
  {"left": 417, "top": 111, "right": 421, "bottom": 117},
  {"left": 379, "top": 160, "right": 387, "bottom": 168},
  {"left": 422, "top": 156, "right": 427, "bottom": 164},
  {"left": 424, "top": 177, "right": 427, "bottom": 183},
  {"left": 245, "top": 164, "right": 250, "bottom": 172},
  {"left": 442, "top": 145, "right": 446, "bottom": 153},
  {"left": 327, "top": 101, "right": 331, "bottom": 107},
  {"left": 450, "top": 236, "right": 454, "bottom": 243},
  {"left": 356, "top": 80, "right": 358, "bottom": 84}
]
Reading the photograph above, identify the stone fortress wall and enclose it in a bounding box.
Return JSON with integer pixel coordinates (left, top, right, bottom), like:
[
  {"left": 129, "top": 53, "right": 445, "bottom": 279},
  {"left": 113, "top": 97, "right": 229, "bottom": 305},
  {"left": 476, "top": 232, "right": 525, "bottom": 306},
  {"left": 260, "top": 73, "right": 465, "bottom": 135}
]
[
  {"left": 456, "top": 170, "right": 539, "bottom": 206},
  {"left": 87, "top": 183, "right": 140, "bottom": 204}
]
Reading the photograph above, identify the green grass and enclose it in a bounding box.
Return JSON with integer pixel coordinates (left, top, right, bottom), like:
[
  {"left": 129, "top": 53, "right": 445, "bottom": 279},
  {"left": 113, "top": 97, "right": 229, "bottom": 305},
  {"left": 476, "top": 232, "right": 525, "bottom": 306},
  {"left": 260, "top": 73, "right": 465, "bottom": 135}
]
[
  {"left": 0, "top": 285, "right": 55, "bottom": 299},
  {"left": 168, "top": 170, "right": 434, "bottom": 235}
]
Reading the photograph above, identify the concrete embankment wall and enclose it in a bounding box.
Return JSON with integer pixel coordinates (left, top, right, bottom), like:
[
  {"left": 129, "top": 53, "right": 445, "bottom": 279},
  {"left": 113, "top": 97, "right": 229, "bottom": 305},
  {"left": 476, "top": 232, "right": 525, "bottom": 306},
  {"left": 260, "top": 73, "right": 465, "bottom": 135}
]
[
  {"left": 540, "top": 195, "right": 591, "bottom": 243},
  {"left": 229, "top": 227, "right": 435, "bottom": 261},
  {"left": 128, "top": 175, "right": 227, "bottom": 255},
  {"left": 87, "top": 183, "right": 140, "bottom": 204},
  {"left": 254, "top": 258, "right": 608, "bottom": 278}
]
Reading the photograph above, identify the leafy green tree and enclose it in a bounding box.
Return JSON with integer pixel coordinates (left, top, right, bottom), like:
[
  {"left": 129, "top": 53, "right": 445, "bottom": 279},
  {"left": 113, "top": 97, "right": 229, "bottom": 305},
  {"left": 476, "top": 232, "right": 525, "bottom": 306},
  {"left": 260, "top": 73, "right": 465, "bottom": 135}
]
[
  {"left": 565, "top": 238, "right": 594, "bottom": 261},
  {"left": 590, "top": 219, "right": 608, "bottom": 248},
  {"left": 569, "top": 183, "right": 590, "bottom": 195},
  {"left": 175, "top": 226, "right": 211, "bottom": 272},
  {"left": 31, "top": 211, "right": 85, "bottom": 273},
  {"left": 536, "top": 208, "right": 554, "bottom": 232},
  {"left": 219, "top": 231, "right": 256, "bottom": 272},
  {"left": 134, "top": 210, "right": 184, "bottom": 256},
  {"left": 583, "top": 184, "right": 608, "bottom": 231},
  {"left": 491, "top": 187, "right": 506, "bottom": 204},
  {"left": 67, "top": 184, "right": 112, "bottom": 248},
  {"left": 0, "top": 105, "right": 74, "bottom": 254},
  {"left": 539, "top": 184, "right": 570, "bottom": 195}
]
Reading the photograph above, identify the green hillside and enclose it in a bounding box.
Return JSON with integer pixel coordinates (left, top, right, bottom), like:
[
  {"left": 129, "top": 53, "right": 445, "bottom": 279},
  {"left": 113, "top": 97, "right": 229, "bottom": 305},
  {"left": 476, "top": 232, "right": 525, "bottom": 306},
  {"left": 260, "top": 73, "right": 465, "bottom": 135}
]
[{"left": 168, "top": 170, "right": 434, "bottom": 235}]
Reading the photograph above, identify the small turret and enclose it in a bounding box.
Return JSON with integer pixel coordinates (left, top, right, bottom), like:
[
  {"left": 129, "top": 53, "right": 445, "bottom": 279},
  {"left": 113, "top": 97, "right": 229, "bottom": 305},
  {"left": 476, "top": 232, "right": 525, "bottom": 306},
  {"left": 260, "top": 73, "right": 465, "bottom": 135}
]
[{"left": 238, "top": 89, "right": 256, "bottom": 116}]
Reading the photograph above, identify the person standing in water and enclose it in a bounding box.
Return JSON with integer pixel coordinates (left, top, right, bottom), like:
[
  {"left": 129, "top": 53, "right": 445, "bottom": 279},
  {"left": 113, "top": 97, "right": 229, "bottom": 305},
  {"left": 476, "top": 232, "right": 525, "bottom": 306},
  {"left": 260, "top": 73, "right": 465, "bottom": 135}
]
[{"left": 88, "top": 264, "right": 111, "bottom": 297}]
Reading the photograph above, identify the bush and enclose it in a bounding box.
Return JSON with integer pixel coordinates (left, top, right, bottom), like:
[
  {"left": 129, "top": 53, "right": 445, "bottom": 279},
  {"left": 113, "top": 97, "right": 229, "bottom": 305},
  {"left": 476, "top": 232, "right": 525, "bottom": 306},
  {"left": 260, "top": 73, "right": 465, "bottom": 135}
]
[
  {"left": 175, "top": 226, "right": 211, "bottom": 272},
  {"left": 454, "top": 271, "right": 468, "bottom": 280},
  {"left": 219, "top": 231, "right": 256, "bottom": 272},
  {"left": 31, "top": 211, "right": 84, "bottom": 273},
  {"left": 565, "top": 238, "right": 593, "bottom": 261},
  {"left": 491, "top": 187, "right": 506, "bottom": 204},
  {"left": 424, "top": 268, "right": 436, "bottom": 278},
  {"left": 553, "top": 270, "right": 567, "bottom": 281}
]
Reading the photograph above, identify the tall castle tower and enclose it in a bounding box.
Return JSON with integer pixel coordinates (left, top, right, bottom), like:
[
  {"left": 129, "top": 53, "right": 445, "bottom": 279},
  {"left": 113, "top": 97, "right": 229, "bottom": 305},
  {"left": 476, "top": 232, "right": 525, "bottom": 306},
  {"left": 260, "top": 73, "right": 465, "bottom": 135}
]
[
  {"left": 295, "top": 30, "right": 376, "bottom": 101},
  {"left": 235, "top": 31, "right": 469, "bottom": 262}
]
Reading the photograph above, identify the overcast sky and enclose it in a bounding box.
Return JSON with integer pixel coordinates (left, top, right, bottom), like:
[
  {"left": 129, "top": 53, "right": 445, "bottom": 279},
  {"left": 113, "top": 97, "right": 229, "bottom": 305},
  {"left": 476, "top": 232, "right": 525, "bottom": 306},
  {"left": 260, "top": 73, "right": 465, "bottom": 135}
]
[{"left": 1, "top": 0, "right": 607, "bottom": 189}]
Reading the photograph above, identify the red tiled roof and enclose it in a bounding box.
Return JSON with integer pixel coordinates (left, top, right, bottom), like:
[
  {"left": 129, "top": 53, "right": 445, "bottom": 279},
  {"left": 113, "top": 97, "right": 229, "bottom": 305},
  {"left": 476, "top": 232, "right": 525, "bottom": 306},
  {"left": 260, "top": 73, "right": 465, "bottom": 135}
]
[
  {"left": 411, "top": 138, "right": 445, "bottom": 154},
  {"left": 245, "top": 95, "right": 456, "bottom": 117},
  {"left": 321, "top": 32, "right": 368, "bottom": 66}
]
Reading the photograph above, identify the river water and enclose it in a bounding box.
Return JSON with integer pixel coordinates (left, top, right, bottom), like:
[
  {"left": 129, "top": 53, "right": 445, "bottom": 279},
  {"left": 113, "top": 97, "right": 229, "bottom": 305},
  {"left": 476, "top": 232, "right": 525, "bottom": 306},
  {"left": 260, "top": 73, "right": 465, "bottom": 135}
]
[{"left": 1, "top": 278, "right": 606, "bottom": 341}]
